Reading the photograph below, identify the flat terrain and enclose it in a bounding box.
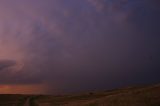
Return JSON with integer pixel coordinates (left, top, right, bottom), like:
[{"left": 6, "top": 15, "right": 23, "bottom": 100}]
[{"left": 0, "top": 84, "right": 159, "bottom": 106}]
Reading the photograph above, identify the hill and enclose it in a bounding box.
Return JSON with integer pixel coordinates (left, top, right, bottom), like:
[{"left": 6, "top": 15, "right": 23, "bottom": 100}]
[{"left": 0, "top": 84, "right": 159, "bottom": 106}]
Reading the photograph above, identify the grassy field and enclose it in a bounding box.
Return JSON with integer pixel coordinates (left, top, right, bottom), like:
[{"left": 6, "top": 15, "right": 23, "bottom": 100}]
[{"left": 0, "top": 84, "right": 159, "bottom": 106}]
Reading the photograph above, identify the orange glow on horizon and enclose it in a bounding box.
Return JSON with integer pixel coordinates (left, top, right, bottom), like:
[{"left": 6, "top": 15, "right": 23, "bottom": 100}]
[{"left": 0, "top": 84, "right": 48, "bottom": 94}]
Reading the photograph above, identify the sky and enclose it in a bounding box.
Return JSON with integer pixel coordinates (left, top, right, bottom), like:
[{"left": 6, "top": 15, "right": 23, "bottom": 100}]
[{"left": 0, "top": 0, "right": 160, "bottom": 94}]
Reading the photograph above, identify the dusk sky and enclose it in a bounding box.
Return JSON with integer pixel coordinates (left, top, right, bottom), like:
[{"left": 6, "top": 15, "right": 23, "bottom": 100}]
[{"left": 0, "top": 0, "right": 160, "bottom": 94}]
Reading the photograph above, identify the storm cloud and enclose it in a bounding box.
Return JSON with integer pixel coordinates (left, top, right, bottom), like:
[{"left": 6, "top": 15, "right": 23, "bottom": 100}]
[
  {"left": 0, "top": 0, "right": 160, "bottom": 94},
  {"left": 0, "top": 60, "right": 16, "bottom": 71}
]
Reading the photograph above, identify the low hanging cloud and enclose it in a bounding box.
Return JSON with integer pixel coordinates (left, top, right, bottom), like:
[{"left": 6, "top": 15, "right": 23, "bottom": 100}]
[
  {"left": 0, "top": 0, "right": 159, "bottom": 94},
  {"left": 0, "top": 60, "right": 16, "bottom": 71}
]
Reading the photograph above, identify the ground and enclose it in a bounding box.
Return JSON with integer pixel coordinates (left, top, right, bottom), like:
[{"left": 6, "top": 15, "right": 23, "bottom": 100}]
[{"left": 0, "top": 84, "right": 159, "bottom": 106}]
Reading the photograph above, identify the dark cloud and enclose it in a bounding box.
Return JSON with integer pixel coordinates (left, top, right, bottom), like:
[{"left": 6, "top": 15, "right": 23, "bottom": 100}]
[
  {"left": 0, "top": 60, "right": 16, "bottom": 71},
  {"left": 0, "top": 0, "right": 159, "bottom": 94},
  {"left": 149, "top": 0, "right": 160, "bottom": 8}
]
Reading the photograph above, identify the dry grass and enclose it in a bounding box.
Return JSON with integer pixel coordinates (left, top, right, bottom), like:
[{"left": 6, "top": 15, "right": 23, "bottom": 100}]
[
  {"left": 0, "top": 94, "right": 28, "bottom": 106},
  {"left": 35, "top": 84, "right": 160, "bottom": 106},
  {"left": 0, "top": 84, "right": 159, "bottom": 106}
]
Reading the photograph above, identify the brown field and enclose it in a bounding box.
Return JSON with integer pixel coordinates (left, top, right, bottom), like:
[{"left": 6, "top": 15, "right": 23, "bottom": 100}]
[{"left": 0, "top": 84, "right": 160, "bottom": 106}]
